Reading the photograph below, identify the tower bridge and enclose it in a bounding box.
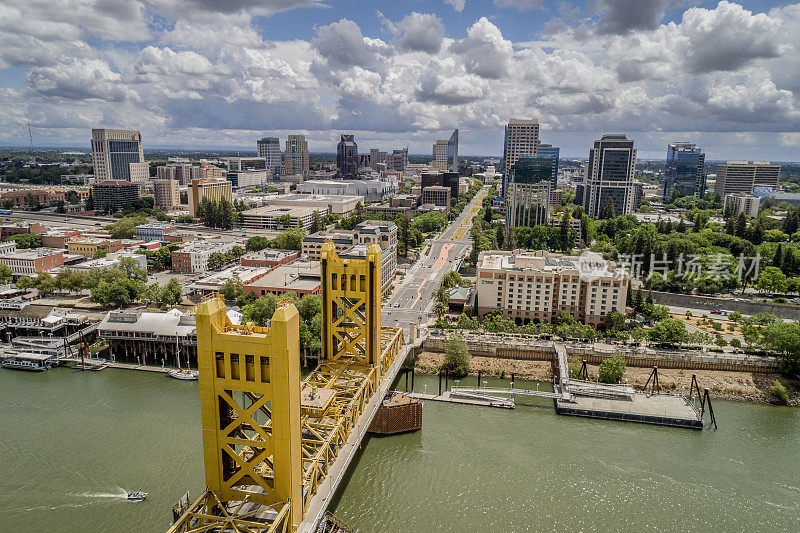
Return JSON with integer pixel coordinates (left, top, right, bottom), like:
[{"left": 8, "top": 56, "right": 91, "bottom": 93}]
[{"left": 168, "top": 241, "right": 405, "bottom": 533}]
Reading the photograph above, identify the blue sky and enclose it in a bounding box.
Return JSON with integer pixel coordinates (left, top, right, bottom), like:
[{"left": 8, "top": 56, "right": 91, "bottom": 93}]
[{"left": 1, "top": 1, "right": 800, "bottom": 160}]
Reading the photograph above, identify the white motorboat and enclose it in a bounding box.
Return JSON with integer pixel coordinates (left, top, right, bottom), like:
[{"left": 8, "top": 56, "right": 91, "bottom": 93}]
[
  {"left": 168, "top": 368, "right": 198, "bottom": 380},
  {"left": 126, "top": 491, "right": 148, "bottom": 501}
]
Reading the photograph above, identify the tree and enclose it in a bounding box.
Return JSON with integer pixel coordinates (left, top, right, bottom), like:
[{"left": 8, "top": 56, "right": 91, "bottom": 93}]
[
  {"left": 275, "top": 214, "right": 292, "bottom": 227},
  {"left": 106, "top": 215, "right": 145, "bottom": 239},
  {"left": 296, "top": 294, "right": 321, "bottom": 323},
  {"left": 246, "top": 236, "right": 270, "bottom": 252},
  {"left": 758, "top": 266, "right": 788, "bottom": 294},
  {"left": 158, "top": 279, "right": 183, "bottom": 306},
  {"left": 397, "top": 215, "right": 410, "bottom": 256},
  {"left": 598, "top": 354, "right": 626, "bottom": 384},
  {"left": 504, "top": 225, "right": 516, "bottom": 251},
  {"left": 604, "top": 310, "right": 626, "bottom": 332},
  {"left": 559, "top": 209, "right": 572, "bottom": 251},
  {"left": 648, "top": 318, "right": 689, "bottom": 345},
  {"left": 433, "top": 301, "right": 447, "bottom": 319},
  {"left": 8, "top": 233, "right": 42, "bottom": 249},
  {"left": 354, "top": 202, "right": 365, "bottom": 224},
  {"left": 741, "top": 324, "right": 761, "bottom": 346},
  {"left": 16, "top": 276, "right": 35, "bottom": 290},
  {"left": 242, "top": 294, "right": 277, "bottom": 326},
  {"left": 310, "top": 210, "right": 323, "bottom": 234},
  {"left": 220, "top": 276, "right": 244, "bottom": 301},
  {"left": 34, "top": 272, "right": 56, "bottom": 296},
  {"left": 271, "top": 228, "right": 305, "bottom": 250},
  {"left": 207, "top": 252, "right": 227, "bottom": 271},
  {"left": 444, "top": 334, "right": 470, "bottom": 378},
  {"left": 599, "top": 199, "right": 616, "bottom": 220},
  {"left": 729, "top": 311, "right": 742, "bottom": 322},
  {"left": 761, "top": 322, "right": 800, "bottom": 375},
  {"left": 0, "top": 263, "right": 12, "bottom": 284},
  {"left": 117, "top": 257, "right": 147, "bottom": 282}
]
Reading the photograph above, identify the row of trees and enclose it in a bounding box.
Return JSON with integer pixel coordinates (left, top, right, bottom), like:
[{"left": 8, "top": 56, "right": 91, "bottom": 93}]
[
  {"left": 245, "top": 228, "right": 306, "bottom": 252},
  {"left": 11, "top": 258, "right": 184, "bottom": 308},
  {"left": 207, "top": 245, "right": 246, "bottom": 271},
  {"left": 196, "top": 198, "right": 248, "bottom": 229}
]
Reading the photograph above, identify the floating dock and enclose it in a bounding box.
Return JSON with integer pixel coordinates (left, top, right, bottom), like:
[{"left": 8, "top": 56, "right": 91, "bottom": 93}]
[
  {"left": 417, "top": 342, "right": 707, "bottom": 429},
  {"left": 556, "top": 393, "right": 703, "bottom": 429}
]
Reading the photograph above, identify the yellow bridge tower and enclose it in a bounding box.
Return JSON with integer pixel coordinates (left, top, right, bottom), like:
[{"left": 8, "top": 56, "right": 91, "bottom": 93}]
[{"left": 168, "top": 242, "right": 403, "bottom": 533}]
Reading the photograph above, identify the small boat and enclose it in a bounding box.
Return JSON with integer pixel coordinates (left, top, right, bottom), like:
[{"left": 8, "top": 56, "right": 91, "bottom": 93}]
[
  {"left": 168, "top": 368, "right": 198, "bottom": 381},
  {"left": 126, "top": 491, "right": 148, "bottom": 501},
  {"left": 2, "top": 353, "right": 54, "bottom": 371}
]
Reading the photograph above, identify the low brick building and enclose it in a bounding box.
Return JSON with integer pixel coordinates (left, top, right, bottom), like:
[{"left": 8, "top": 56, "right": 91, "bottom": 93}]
[{"left": 0, "top": 249, "right": 64, "bottom": 275}]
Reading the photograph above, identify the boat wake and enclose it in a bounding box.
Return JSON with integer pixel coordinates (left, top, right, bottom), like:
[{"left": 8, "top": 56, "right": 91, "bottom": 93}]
[{"left": 76, "top": 489, "right": 128, "bottom": 499}]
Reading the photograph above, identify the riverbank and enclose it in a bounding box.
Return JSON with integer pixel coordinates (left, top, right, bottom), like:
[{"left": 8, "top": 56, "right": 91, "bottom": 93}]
[{"left": 412, "top": 351, "right": 799, "bottom": 406}]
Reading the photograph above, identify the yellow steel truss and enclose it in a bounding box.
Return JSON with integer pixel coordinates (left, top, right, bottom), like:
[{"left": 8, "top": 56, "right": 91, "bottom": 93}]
[
  {"left": 320, "top": 242, "right": 382, "bottom": 375},
  {"left": 169, "top": 243, "right": 403, "bottom": 533}
]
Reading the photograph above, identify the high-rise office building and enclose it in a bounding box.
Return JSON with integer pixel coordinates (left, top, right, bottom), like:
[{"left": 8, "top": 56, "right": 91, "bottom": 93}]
[
  {"left": 386, "top": 148, "right": 408, "bottom": 172},
  {"left": 90, "top": 129, "right": 147, "bottom": 183},
  {"left": 505, "top": 157, "right": 552, "bottom": 229},
  {"left": 433, "top": 140, "right": 448, "bottom": 171},
  {"left": 336, "top": 134, "right": 358, "bottom": 178},
  {"left": 257, "top": 137, "right": 283, "bottom": 175},
  {"left": 715, "top": 161, "right": 781, "bottom": 197},
  {"left": 537, "top": 143, "right": 559, "bottom": 201},
  {"left": 284, "top": 134, "right": 309, "bottom": 178},
  {"left": 432, "top": 129, "right": 459, "bottom": 173},
  {"left": 368, "top": 148, "right": 387, "bottom": 171},
  {"left": 502, "top": 119, "right": 539, "bottom": 197},
  {"left": 662, "top": 143, "right": 706, "bottom": 200},
  {"left": 578, "top": 134, "right": 637, "bottom": 218}
]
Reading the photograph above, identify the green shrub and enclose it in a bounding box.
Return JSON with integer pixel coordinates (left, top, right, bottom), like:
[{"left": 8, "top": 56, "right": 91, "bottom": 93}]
[
  {"left": 771, "top": 380, "right": 789, "bottom": 405},
  {"left": 444, "top": 334, "right": 470, "bottom": 378},
  {"left": 598, "top": 354, "right": 626, "bottom": 384}
]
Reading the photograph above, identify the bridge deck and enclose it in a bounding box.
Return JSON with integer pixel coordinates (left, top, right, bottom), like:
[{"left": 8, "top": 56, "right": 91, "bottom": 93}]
[{"left": 298, "top": 334, "right": 409, "bottom": 532}]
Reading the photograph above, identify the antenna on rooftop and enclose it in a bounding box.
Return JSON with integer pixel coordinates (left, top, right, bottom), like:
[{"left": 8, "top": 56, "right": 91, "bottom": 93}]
[{"left": 26, "top": 113, "right": 35, "bottom": 164}]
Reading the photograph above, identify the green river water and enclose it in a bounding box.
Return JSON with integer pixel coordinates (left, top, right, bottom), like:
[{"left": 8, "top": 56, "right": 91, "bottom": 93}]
[{"left": 1, "top": 367, "right": 798, "bottom": 532}]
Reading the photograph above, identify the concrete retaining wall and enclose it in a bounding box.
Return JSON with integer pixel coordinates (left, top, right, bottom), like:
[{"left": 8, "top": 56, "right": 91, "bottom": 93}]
[
  {"left": 422, "top": 332, "right": 779, "bottom": 373},
  {"left": 650, "top": 291, "right": 800, "bottom": 319}
]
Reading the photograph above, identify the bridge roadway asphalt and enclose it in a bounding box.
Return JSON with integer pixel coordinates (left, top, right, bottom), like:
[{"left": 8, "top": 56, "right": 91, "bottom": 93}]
[{"left": 382, "top": 185, "right": 488, "bottom": 336}]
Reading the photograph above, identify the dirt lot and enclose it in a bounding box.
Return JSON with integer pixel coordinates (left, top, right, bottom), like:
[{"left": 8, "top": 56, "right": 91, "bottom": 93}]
[
  {"left": 677, "top": 314, "right": 740, "bottom": 336},
  {"left": 413, "top": 351, "right": 799, "bottom": 405},
  {"left": 414, "top": 352, "right": 552, "bottom": 381}
]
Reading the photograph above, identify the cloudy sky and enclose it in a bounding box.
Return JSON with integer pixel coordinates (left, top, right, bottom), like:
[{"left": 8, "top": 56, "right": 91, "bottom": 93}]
[{"left": 1, "top": 0, "right": 799, "bottom": 159}]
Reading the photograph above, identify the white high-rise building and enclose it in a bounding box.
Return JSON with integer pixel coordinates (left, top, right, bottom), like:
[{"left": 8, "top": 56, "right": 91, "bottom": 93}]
[
  {"left": 91, "top": 129, "right": 147, "bottom": 183},
  {"left": 502, "top": 119, "right": 539, "bottom": 196},
  {"left": 257, "top": 137, "right": 283, "bottom": 175}
]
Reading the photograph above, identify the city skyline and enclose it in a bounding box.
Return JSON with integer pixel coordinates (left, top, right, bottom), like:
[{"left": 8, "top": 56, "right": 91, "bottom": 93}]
[{"left": 1, "top": 1, "right": 800, "bottom": 160}]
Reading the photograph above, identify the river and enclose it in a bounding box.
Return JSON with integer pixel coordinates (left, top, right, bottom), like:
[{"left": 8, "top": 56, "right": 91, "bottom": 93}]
[{"left": 1, "top": 368, "right": 798, "bottom": 532}]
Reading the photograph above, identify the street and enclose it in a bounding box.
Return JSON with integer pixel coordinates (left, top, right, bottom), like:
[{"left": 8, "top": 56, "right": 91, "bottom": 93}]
[{"left": 383, "top": 185, "right": 488, "bottom": 336}]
